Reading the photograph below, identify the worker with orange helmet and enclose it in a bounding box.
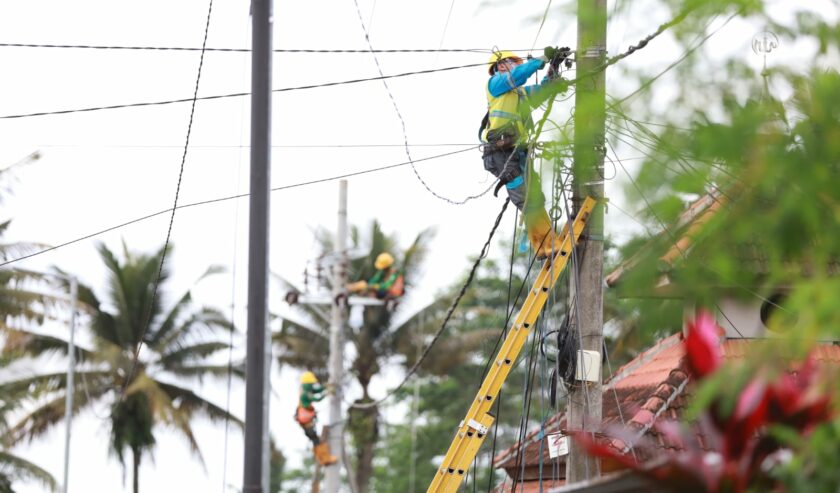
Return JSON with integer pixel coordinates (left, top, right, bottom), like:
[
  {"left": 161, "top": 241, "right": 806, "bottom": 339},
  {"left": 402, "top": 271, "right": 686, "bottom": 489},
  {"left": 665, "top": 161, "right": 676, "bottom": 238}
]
[
  {"left": 480, "top": 48, "right": 570, "bottom": 259},
  {"left": 295, "top": 371, "right": 338, "bottom": 466}
]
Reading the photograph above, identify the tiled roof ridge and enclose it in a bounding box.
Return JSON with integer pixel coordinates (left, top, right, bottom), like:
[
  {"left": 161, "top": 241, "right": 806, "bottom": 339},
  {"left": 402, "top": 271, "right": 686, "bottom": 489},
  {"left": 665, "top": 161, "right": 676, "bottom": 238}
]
[
  {"left": 607, "top": 358, "right": 691, "bottom": 455},
  {"left": 604, "top": 188, "right": 726, "bottom": 287},
  {"left": 604, "top": 332, "right": 684, "bottom": 390}
]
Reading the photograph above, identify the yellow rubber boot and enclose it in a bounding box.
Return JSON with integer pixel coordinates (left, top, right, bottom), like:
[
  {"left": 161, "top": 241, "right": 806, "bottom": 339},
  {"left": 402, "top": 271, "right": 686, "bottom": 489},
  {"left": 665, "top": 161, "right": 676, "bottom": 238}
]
[
  {"left": 526, "top": 208, "right": 561, "bottom": 260},
  {"left": 314, "top": 442, "right": 338, "bottom": 466}
]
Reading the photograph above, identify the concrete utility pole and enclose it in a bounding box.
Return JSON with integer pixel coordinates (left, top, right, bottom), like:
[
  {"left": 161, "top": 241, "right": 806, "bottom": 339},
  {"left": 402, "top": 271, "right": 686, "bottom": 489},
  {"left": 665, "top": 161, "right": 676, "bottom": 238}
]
[
  {"left": 62, "top": 276, "right": 78, "bottom": 493},
  {"left": 325, "top": 180, "right": 349, "bottom": 493},
  {"left": 567, "top": 0, "right": 607, "bottom": 483},
  {"left": 243, "top": 0, "right": 273, "bottom": 491}
]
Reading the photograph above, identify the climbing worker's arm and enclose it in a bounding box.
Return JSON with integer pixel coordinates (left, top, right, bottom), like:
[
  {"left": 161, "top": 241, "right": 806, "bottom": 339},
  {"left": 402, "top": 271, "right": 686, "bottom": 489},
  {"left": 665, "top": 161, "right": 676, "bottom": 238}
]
[
  {"left": 522, "top": 75, "right": 570, "bottom": 107},
  {"left": 367, "top": 269, "right": 385, "bottom": 289},
  {"left": 378, "top": 268, "right": 402, "bottom": 290},
  {"left": 308, "top": 383, "right": 327, "bottom": 402},
  {"left": 487, "top": 58, "right": 545, "bottom": 97}
]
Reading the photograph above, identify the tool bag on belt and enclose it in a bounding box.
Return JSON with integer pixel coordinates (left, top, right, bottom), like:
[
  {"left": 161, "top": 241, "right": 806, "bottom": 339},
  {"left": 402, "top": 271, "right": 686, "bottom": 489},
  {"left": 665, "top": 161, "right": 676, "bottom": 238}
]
[{"left": 295, "top": 406, "right": 316, "bottom": 425}]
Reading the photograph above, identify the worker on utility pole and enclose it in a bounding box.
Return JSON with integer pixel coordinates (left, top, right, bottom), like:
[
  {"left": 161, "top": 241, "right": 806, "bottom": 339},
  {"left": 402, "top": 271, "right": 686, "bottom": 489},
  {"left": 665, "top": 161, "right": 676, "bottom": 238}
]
[
  {"left": 347, "top": 252, "right": 405, "bottom": 302},
  {"left": 480, "top": 48, "right": 570, "bottom": 259},
  {"left": 295, "top": 372, "right": 338, "bottom": 466}
]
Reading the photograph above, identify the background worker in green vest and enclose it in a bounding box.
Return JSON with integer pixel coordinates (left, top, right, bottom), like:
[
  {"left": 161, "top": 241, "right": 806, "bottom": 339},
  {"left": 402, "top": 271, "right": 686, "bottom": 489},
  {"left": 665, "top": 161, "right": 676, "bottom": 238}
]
[
  {"left": 295, "top": 371, "right": 338, "bottom": 466},
  {"left": 480, "top": 48, "right": 570, "bottom": 259},
  {"left": 347, "top": 252, "right": 405, "bottom": 300}
]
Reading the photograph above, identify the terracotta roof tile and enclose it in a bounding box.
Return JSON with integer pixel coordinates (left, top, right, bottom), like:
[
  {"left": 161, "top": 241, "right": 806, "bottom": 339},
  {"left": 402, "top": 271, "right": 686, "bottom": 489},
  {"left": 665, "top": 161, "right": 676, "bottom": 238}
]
[{"left": 493, "top": 336, "right": 840, "bottom": 482}]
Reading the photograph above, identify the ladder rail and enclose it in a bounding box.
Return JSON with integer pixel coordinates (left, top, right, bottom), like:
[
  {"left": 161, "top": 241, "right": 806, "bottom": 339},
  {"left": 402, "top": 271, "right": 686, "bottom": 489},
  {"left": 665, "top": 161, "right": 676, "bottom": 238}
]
[{"left": 427, "top": 197, "right": 596, "bottom": 493}]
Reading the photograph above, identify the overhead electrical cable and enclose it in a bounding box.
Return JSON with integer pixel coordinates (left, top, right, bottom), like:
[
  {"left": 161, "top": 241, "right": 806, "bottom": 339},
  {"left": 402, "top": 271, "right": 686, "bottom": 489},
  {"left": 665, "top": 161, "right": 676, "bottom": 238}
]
[
  {"left": 0, "top": 145, "right": 479, "bottom": 268},
  {"left": 221, "top": 23, "right": 251, "bottom": 490},
  {"left": 31, "top": 142, "right": 479, "bottom": 149},
  {"left": 2, "top": 9, "right": 695, "bottom": 123},
  {"left": 435, "top": 0, "right": 458, "bottom": 58},
  {"left": 606, "top": 142, "right": 753, "bottom": 338},
  {"left": 350, "top": 0, "right": 488, "bottom": 204},
  {"left": 608, "top": 11, "right": 739, "bottom": 108},
  {"left": 531, "top": 0, "right": 554, "bottom": 51},
  {"left": 348, "top": 198, "right": 511, "bottom": 410},
  {"left": 0, "top": 62, "right": 488, "bottom": 120},
  {"left": 0, "top": 42, "right": 531, "bottom": 53},
  {"left": 121, "top": 0, "right": 216, "bottom": 396}
]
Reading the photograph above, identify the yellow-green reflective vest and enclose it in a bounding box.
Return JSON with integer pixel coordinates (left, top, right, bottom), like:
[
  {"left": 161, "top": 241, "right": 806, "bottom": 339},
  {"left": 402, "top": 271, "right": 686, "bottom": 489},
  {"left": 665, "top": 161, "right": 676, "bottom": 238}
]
[{"left": 483, "top": 86, "right": 530, "bottom": 142}]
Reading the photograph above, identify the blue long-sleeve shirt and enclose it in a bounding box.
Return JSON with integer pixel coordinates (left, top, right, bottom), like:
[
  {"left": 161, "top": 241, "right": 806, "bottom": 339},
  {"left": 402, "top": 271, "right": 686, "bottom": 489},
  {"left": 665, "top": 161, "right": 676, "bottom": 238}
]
[{"left": 487, "top": 58, "right": 555, "bottom": 108}]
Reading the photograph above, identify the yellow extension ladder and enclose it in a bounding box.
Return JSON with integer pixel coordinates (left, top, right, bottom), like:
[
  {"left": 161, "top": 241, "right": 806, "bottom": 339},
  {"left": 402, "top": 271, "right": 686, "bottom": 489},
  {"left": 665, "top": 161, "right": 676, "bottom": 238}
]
[{"left": 427, "top": 196, "right": 596, "bottom": 493}]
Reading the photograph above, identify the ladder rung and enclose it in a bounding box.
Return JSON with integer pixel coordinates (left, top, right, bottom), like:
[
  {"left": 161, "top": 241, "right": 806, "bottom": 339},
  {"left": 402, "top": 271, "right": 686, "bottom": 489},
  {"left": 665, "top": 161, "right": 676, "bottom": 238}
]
[{"left": 426, "top": 197, "right": 596, "bottom": 493}]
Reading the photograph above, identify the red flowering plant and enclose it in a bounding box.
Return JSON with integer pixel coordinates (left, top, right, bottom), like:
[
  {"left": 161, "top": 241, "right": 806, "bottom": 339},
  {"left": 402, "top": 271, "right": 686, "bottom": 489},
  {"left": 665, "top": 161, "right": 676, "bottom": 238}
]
[{"left": 574, "top": 312, "right": 834, "bottom": 493}]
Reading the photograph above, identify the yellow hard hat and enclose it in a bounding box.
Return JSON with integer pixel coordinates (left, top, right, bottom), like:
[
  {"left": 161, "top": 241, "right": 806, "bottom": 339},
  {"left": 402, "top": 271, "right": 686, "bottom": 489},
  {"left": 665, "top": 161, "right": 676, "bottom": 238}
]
[
  {"left": 301, "top": 371, "right": 319, "bottom": 385},
  {"left": 488, "top": 50, "right": 522, "bottom": 75},
  {"left": 374, "top": 252, "right": 394, "bottom": 270}
]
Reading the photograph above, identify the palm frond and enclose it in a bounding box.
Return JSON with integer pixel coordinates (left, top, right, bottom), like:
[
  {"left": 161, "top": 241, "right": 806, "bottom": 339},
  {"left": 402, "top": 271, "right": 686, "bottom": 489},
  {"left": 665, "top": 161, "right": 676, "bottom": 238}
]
[
  {"left": 157, "top": 382, "right": 243, "bottom": 426},
  {"left": 1, "top": 328, "right": 95, "bottom": 362},
  {"left": 273, "top": 319, "right": 329, "bottom": 371},
  {"left": 148, "top": 291, "right": 192, "bottom": 347},
  {"left": 153, "top": 307, "right": 232, "bottom": 354},
  {"left": 0, "top": 450, "right": 58, "bottom": 492},
  {"left": 164, "top": 362, "right": 245, "bottom": 383},
  {"left": 6, "top": 370, "right": 112, "bottom": 444},
  {"left": 157, "top": 342, "right": 231, "bottom": 369}
]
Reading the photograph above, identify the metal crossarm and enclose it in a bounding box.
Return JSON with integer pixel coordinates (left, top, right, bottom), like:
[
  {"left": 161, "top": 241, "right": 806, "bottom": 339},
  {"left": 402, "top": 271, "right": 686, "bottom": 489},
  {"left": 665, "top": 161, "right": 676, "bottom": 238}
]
[{"left": 427, "top": 196, "right": 596, "bottom": 493}]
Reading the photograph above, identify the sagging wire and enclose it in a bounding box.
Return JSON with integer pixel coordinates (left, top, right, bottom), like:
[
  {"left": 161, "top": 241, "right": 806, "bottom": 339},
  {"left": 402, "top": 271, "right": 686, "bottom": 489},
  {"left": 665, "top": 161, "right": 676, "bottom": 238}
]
[
  {"left": 348, "top": 198, "right": 511, "bottom": 410},
  {"left": 222, "top": 19, "right": 252, "bottom": 490},
  {"left": 483, "top": 207, "right": 521, "bottom": 493},
  {"left": 0, "top": 42, "right": 527, "bottom": 53},
  {"left": 350, "top": 0, "right": 491, "bottom": 205},
  {"left": 531, "top": 0, "right": 554, "bottom": 52},
  {"left": 511, "top": 316, "right": 543, "bottom": 491},
  {"left": 606, "top": 140, "right": 748, "bottom": 340},
  {"left": 609, "top": 106, "right": 741, "bottom": 187},
  {"left": 608, "top": 11, "right": 740, "bottom": 108},
  {"left": 0, "top": 145, "right": 480, "bottom": 268},
  {"left": 121, "top": 0, "right": 216, "bottom": 398},
  {"left": 606, "top": 124, "right": 734, "bottom": 203},
  {"left": 0, "top": 62, "right": 489, "bottom": 120},
  {"left": 557, "top": 180, "right": 595, "bottom": 479}
]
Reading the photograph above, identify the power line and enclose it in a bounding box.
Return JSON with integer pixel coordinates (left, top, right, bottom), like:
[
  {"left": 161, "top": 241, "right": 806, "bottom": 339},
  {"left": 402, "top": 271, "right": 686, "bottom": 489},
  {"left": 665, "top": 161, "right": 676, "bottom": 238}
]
[
  {"left": 0, "top": 62, "right": 487, "bottom": 120},
  {"left": 531, "top": 0, "right": 554, "bottom": 51},
  {"left": 32, "top": 142, "right": 479, "bottom": 149},
  {"left": 349, "top": 198, "right": 511, "bottom": 410},
  {"left": 608, "top": 11, "right": 738, "bottom": 107},
  {"left": 350, "top": 0, "right": 489, "bottom": 205},
  {"left": 122, "top": 0, "right": 215, "bottom": 396},
  {"left": 435, "top": 0, "right": 458, "bottom": 56},
  {"left": 0, "top": 146, "right": 480, "bottom": 268},
  {"left": 0, "top": 42, "right": 533, "bottom": 53},
  {"left": 2, "top": 9, "right": 697, "bottom": 123},
  {"left": 606, "top": 141, "right": 788, "bottom": 322}
]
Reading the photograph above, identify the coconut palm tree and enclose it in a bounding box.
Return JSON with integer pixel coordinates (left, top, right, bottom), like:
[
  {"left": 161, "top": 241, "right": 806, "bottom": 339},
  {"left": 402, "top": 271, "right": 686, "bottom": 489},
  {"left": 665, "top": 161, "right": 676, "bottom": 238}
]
[
  {"left": 274, "top": 221, "right": 498, "bottom": 492},
  {"left": 0, "top": 242, "right": 242, "bottom": 493},
  {"left": 0, "top": 153, "right": 61, "bottom": 492},
  {"left": 0, "top": 451, "right": 57, "bottom": 493}
]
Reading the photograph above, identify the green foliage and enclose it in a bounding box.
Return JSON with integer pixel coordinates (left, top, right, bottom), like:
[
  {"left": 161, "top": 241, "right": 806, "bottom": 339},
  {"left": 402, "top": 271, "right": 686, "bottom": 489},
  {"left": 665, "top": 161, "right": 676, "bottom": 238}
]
[
  {"left": 0, "top": 243, "right": 240, "bottom": 493},
  {"left": 603, "top": 3, "right": 840, "bottom": 491},
  {"left": 768, "top": 416, "right": 840, "bottom": 492},
  {"left": 110, "top": 392, "right": 156, "bottom": 468},
  {"left": 370, "top": 246, "right": 561, "bottom": 491}
]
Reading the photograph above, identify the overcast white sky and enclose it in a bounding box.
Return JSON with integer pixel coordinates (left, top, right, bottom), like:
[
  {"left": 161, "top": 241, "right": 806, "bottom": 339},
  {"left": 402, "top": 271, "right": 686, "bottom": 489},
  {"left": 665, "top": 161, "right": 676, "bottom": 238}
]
[{"left": 0, "top": 0, "right": 835, "bottom": 492}]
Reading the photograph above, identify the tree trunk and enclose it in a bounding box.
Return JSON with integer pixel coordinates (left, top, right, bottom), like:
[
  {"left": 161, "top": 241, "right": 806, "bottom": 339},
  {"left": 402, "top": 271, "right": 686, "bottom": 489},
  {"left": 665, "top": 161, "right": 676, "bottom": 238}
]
[
  {"left": 132, "top": 447, "right": 140, "bottom": 493},
  {"left": 348, "top": 400, "right": 379, "bottom": 493}
]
